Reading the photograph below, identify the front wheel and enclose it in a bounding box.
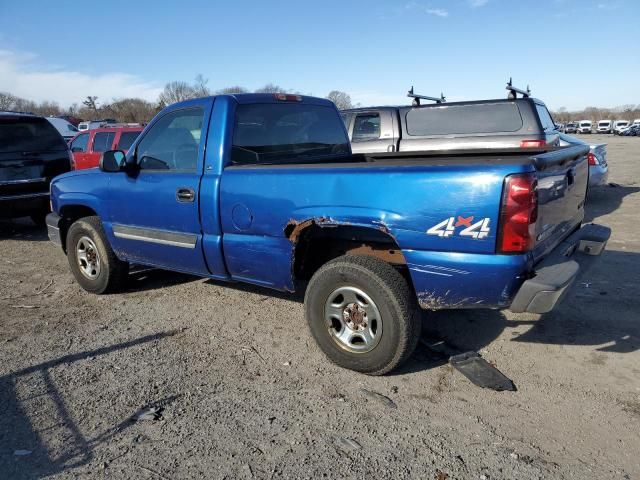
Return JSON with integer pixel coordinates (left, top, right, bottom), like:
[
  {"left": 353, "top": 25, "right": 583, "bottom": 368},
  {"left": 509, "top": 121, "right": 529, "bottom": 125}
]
[
  {"left": 305, "top": 255, "right": 421, "bottom": 375},
  {"left": 66, "top": 216, "right": 129, "bottom": 294}
]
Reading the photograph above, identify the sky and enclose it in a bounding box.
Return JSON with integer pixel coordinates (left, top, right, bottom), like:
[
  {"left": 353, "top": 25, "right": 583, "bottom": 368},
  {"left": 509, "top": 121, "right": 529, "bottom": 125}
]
[{"left": 0, "top": 0, "right": 638, "bottom": 111}]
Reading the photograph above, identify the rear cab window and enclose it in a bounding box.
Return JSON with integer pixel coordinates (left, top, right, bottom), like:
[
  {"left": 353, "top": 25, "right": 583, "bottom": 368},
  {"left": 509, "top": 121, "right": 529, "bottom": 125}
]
[
  {"left": 0, "top": 116, "right": 67, "bottom": 153},
  {"left": 231, "top": 103, "right": 350, "bottom": 165},
  {"left": 404, "top": 102, "right": 524, "bottom": 136},
  {"left": 535, "top": 104, "right": 556, "bottom": 131}
]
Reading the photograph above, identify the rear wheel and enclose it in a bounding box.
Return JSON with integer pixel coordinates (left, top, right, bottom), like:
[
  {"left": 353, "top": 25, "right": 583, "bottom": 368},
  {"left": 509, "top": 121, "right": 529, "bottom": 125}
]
[
  {"left": 66, "top": 216, "right": 129, "bottom": 294},
  {"left": 305, "top": 255, "right": 421, "bottom": 375}
]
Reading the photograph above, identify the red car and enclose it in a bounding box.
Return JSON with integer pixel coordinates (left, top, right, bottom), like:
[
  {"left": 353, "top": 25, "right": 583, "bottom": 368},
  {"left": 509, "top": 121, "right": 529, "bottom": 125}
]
[{"left": 69, "top": 125, "right": 143, "bottom": 170}]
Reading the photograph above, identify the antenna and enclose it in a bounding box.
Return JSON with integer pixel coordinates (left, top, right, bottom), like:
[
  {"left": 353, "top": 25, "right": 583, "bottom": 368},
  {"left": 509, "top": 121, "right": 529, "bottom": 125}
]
[
  {"left": 407, "top": 86, "right": 446, "bottom": 106},
  {"left": 506, "top": 77, "right": 531, "bottom": 99}
]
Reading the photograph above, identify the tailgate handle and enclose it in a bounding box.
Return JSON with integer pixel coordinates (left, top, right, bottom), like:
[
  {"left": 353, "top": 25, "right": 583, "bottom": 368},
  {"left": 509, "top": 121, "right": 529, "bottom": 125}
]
[{"left": 567, "top": 168, "right": 575, "bottom": 186}]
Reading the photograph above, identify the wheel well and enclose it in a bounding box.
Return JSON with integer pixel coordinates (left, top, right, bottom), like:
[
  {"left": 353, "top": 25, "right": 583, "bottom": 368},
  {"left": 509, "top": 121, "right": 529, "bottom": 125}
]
[
  {"left": 58, "top": 205, "right": 98, "bottom": 252},
  {"left": 292, "top": 224, "right": 406, "bottom": 282}
]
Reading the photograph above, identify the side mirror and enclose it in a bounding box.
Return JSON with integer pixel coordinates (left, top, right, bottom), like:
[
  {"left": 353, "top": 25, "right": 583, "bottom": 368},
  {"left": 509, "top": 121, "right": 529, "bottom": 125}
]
[{"left": 99, "top": 150, "right": 126, "bottom": 173}]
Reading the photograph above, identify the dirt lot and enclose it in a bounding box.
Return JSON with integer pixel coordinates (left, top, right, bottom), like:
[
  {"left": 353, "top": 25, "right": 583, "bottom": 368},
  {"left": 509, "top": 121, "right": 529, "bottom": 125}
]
[{"left": 1, "top": 134, "right": 639, "bottom": 479}]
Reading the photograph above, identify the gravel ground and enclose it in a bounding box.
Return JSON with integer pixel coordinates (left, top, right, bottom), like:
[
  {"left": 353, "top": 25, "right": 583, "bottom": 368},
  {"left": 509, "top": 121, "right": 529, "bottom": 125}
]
[{"left": 1, "top": 134, "right": 638, "bottom": 479}]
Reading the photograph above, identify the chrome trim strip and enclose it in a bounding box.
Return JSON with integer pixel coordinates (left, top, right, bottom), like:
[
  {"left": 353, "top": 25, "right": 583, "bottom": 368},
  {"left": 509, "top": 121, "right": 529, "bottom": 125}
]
[
  {"left": 112, "top": 224, "right": 197, "bottom": 249},
  {"left": 0, "top": 177, "right": 47, "bottom": 186},
  {"left": 0, "top": 192, "right": 48, "bottom": 200}
]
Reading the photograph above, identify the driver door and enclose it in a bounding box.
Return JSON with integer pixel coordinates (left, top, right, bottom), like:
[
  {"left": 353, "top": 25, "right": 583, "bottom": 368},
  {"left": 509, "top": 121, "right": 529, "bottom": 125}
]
[{"left": 107, "top": 100, "right": 213, "bottom": 275}]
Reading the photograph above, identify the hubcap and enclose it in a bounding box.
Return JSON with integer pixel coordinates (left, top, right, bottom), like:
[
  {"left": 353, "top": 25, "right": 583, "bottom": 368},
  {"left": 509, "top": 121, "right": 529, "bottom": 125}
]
[
  {"left": 76, "top": 236, "right": 101, "bottom": 279},
  {"left": 324, "top": 286, "right": 382, "bottom": 353}
]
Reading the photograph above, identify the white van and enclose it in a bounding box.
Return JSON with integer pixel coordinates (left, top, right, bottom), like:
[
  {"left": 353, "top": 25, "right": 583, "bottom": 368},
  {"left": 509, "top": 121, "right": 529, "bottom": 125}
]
[
  {"left": 597, "top": 120, "right": 612, "bottom": 133},
  {"left": 613, "top": 120, "right": 630, "bottom": 135},
  {"left": 77, "top": 118, "right": 117, "bottom": 132},
  {"left": 578, "top": 120, "right": 592, "bottom": 134}
]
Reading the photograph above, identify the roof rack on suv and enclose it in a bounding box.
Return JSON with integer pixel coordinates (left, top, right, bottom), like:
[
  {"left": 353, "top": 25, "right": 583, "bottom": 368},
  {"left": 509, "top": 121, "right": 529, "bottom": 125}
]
[
  {"left": 506, "top": 78, "right": 531, "bottom": 99},
  {"left": 0, "top": 110, "right": 36, "bottom": 115},
  {"left": 97, "top": 122, "right": 145, "bottom": 128},
  {"left": 407, "top": 86, "right": 446, "bottom": 106}
]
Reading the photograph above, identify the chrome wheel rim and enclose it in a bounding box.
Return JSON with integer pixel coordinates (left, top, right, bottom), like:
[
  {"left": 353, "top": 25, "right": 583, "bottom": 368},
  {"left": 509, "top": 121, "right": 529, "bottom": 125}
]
[
  {"left": 324, "top": 286, "right": 382, "bottom": 353},
  {"left": 76, "top": 236, "right": 101, "bottom": 279}
]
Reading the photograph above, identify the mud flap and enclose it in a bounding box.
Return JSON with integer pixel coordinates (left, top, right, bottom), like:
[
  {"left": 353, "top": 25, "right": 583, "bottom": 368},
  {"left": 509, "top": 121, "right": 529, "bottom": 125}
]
[{"left": 449, "top": 351, "right": 516, "bottom": 391}]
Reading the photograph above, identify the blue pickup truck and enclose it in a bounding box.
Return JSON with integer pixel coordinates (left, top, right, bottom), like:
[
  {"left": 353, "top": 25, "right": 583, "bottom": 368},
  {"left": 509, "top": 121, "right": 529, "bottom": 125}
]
[{"left": 46, "top": 93, "right": 610, "bottom": 374}]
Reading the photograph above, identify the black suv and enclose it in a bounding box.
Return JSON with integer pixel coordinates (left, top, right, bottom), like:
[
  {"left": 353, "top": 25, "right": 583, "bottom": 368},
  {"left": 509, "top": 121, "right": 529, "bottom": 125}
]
[{"left": 0, "top": 112, "right": 71, "bottom": 224}]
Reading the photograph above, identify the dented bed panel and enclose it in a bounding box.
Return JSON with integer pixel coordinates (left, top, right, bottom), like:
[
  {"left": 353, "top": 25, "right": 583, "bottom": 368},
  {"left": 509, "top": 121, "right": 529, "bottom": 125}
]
[
  {"left": 220, "top": 163, "right": 531, "bottom": 248},
  {"left": 403, "top": 249, "right": 530, "bottom": 310},
  {"left": 218, "top": 162, "right": 533, "bottom": 291}
]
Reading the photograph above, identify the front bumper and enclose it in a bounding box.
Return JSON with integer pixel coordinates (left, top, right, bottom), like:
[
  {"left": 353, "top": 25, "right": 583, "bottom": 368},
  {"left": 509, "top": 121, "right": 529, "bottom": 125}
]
[
  {"left": 46, "top": 212, "right": 63, "bottom": 247},
  {"left": 509, "top": 223, "right": 611, "bottom": 314}
]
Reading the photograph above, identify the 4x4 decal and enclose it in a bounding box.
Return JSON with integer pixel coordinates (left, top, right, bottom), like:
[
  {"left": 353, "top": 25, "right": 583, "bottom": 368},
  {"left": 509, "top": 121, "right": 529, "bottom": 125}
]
[{"left": 427, "top": 216, "right": 491, "bottom": 239}]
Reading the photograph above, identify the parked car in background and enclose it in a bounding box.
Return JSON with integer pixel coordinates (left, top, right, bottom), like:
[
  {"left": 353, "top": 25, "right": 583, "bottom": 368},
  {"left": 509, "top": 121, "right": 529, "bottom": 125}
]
[
  {"left": 558, "top": 133, "right": 609, "bottom": 187},
  {"left": 46, "top": 117, "right": 79, "bottom": 142},
  {"left": 632, "top": 119, "right": 640, "bottom": 127},
  {"left": 0, "top": 111, "right": 71, "bottom": 224},
  {"left": 44, "top": 93, "right": 610, "bottom": 374},
  {"left": 341, "top": 89, "right": 561, "bottom": 153},
  {"left": 613, "top": 120, "right": 630, "bottom": 135},
  {"left": 597, "top": 120, "right": 613, "bottom": 134},
  {"left": 69, "top": 125, "right": 144, "bottom": 170},
  {"left": 622, "top": 125, "right": 640, "bottom": 136},
  {"left": 77, "top": 119, "right": 117, "bottom": 132},
  {"left": 555, "top": 123, "right": 565, "bottom": 133},
  {"left": 564, "top": 121, "right": 579, "bottom": 134},
  {"left": 58, "top": 115, "right": 83, "bottom": 127},
  {"left": 577, "top": 120, "right": 592, "bottom": 134}
]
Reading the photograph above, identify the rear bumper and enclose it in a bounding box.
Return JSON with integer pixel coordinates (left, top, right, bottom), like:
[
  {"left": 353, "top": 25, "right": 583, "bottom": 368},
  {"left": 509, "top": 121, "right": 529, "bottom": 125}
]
[
  {"left": 509, "top": 223, "right": 610, "bottom": 314},
  {"left": 46, "top": 212, "right": 63, "bottom": 247},
  {"left": 0, "top": 192, "right": 49, "bottom": 219}
]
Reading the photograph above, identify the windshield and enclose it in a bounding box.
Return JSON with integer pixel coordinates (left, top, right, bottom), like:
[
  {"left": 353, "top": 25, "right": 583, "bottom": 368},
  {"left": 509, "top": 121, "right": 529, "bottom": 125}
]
[
  {"left": 232, "top": 103, "right": 349, "bottom": 165},
  {"left": 0, "top": 116, "right": 67, "bottom": 153}
]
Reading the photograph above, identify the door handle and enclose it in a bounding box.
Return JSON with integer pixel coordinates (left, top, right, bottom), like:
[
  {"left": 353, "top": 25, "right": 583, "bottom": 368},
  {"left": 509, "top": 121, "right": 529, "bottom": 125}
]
[{"left": 176, "top": 188, "right": 195, "bottom": 203}]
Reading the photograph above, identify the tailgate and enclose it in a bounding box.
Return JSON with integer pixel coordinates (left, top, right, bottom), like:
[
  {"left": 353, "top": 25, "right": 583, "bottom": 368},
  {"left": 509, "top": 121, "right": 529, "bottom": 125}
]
[{"left": 530, "top": 145, "right": 590, "bottom": 262}]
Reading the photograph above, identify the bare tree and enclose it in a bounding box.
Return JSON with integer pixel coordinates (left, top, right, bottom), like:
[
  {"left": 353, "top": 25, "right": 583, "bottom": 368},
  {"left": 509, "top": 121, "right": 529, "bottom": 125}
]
[
  {"left": 0, "top": 91, "right": 17, "bottom": 110},
  {"left": 255, "top": 83, "right": 285, "bottom": 93},
  {"left": 158, "top": 81, "right": 195, "bottom": 107},
  {"left": 216, "top": 86, "right": 249, "bottom": 94},
  {"left": 192, "top": 74, "right": 211, "bottom": 98},
  {"left": 82, "top": 96, "right": 99, "bottom": 114},
  {"left": 326, "top": 90, "right": 353, "bottom": 110},
  {"left": 33, "top": 101, "right": 62, "bottom": 117},
  {"left": 104, "top": 98, "right": 159, "bottom": 123}
]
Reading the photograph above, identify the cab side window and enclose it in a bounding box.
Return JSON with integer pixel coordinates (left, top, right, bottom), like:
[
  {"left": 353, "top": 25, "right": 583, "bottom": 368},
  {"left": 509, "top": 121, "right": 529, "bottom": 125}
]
[
  {"left": 70, "top": 133, "right": 89, "bottom": 153},
  {"left": 93, "top": 132, "right": 116, "bottom": 153},
  {"left": 137, "top": 108, "right": 203, "bottom": 171},
  {"left": 352, "top": 113, "right": 381, "bottom": 141}
]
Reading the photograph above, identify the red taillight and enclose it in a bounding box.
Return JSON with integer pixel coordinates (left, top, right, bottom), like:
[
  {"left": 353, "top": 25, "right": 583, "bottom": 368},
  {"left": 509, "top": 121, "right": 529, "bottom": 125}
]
[
  {"left": 587, "top": 152, "right": 598, "bottom": 166},
  {"left": 498, "top": 173, "right": 538, "bottom": 253},
  {"left": 273, "top": 93, "right": 302, "bottom": 102},
  {"left": 520, "top": 139, "right": 547, "bottom": 148}
]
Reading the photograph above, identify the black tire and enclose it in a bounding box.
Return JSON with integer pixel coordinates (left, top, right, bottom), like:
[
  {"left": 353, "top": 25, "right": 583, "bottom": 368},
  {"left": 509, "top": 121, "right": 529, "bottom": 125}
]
[
  {"left": 304, "top": 255, "right": 421, "bottom": 375},
  {"left": 65, "top": 216, "right": 129, "bottom": 294}
]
